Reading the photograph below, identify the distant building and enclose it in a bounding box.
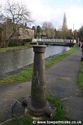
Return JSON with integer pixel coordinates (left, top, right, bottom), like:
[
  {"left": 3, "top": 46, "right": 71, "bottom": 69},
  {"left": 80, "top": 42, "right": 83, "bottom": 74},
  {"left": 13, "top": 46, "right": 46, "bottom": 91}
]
[
  {"left": 0, "top": 19, "right": 34, "bottom": 47},
  {"left": 62, "top": 13, "right": 68, "bottom": 32},
  {"left": 62, "top": 13, "right": 68, "bottom": 39},
  {"left": 18, "top": 27, "right": 34, "bottom": 40}
]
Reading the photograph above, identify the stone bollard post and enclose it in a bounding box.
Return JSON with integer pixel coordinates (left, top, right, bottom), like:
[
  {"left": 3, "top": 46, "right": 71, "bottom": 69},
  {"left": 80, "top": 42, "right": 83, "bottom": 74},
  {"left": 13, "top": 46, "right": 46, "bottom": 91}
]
[
  {"left": 31, "top": 45, "right": 46, "bottom": 108},
  {"left": 29, "top": 45, "right": 53, "bottom": 118}
]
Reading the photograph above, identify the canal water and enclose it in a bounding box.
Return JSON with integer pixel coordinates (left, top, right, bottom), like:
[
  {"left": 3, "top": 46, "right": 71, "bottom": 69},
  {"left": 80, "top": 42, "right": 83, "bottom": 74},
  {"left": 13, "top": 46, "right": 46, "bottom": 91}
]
[
  {"left": 45, "top": 46, "right": 70, "bottom": 58},
  {"left": 22, "top": 46, "right": 70, "bottom": 65},
  {"left": 0, "top": 46, "right": 70, "bottom": 78},
  {"left": 24, "top": 46, "right": 70, "bottom": 65}
]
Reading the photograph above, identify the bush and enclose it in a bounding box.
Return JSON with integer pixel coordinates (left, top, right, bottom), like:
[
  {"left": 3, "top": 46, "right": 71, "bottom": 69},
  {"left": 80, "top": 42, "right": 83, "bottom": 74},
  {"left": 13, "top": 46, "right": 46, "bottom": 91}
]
[{"left": 8, "top": 39, "right": 32, "bottom": 47}]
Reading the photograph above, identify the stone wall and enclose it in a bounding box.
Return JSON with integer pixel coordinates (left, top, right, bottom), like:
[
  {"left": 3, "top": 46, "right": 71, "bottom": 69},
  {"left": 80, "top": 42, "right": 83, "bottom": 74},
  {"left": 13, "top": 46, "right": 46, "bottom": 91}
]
[{"left": 0, "top": 48, "right": 33, "bottom": 78}]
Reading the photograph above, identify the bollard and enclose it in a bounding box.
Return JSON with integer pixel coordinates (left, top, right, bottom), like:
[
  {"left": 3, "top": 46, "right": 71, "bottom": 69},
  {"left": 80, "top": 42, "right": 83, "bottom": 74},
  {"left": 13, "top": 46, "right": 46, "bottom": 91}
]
[
  {"left": 31, "top": 45, "right": 46, "bottom": 108},
  {"left": 29, "top": 45, "right": 53, "bottom": 118}
]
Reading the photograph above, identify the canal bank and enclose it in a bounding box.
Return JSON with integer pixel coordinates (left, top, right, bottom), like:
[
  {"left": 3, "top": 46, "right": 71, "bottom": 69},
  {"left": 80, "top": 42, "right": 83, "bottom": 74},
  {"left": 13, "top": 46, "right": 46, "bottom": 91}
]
[
  {"left": 0, "top": 46, "right": 74, "bottom": 84},
  {"left": 0, "top": 46, "right": 69, "bottom": 78}
]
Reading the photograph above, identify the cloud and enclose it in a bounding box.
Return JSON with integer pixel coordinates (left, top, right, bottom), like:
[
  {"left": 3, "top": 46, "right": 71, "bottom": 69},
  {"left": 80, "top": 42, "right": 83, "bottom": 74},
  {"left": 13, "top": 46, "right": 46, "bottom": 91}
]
[
  {"left": 25, "top": 0, "right": 83, "bottom": 29},
  {"left": 1, "top": 0, "right": 83, "bottom": 29},
  {"left": 24, "top": 0, "right": 64, "bottom": 27},
  {"left": 66, "top": 5, "right": 83, "bottom": 29}
]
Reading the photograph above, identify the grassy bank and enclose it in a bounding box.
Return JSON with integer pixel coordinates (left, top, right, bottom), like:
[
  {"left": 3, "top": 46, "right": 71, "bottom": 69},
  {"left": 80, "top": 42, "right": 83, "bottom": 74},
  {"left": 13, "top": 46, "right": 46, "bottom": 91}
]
[
  {"left": 45, "top": 45, "right": 78, "bottom": 68},
  {"left": 0, "top": 45, "right": 78, "bottom": 84},
  {"left": 0, "top": 45, "right": 32, "bottom": 52},
  {"left": 77, "top": 62, "right": 83, "bottom": 88}
]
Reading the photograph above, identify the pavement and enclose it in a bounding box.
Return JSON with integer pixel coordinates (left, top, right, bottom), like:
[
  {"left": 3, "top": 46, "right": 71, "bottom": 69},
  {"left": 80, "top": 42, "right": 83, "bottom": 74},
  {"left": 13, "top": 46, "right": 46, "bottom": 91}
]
[
  {"left": 46, "top": 50, "right": 83, "bottom": 121},
  {"left": 0, "top": 49, "right": 83, "bottom": 123}
]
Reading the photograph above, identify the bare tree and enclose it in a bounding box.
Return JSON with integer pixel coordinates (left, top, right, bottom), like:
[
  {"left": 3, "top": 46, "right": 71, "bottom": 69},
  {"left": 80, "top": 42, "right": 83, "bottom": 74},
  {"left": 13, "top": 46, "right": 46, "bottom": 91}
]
[
  {"left": 6, "top": 1, "right": 31, "bottom": 25},
  {"left": 36, "top": 25, "right": 42, "bottom": 38},
  {"left": 0, "top": 1, "right": 32, "bottom": 47},
  {"left": 42, "top": 22, "right": 55, "bottom": 38}
]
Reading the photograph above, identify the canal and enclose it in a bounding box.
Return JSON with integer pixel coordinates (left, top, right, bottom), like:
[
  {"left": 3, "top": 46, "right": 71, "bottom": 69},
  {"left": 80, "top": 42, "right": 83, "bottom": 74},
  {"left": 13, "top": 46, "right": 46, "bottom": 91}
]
[
  {"left": 45, "top": 45, "right": 70, "bottom": 58},
  {"left": 0, "top": 46, "right": 70, "bottom": 78}
]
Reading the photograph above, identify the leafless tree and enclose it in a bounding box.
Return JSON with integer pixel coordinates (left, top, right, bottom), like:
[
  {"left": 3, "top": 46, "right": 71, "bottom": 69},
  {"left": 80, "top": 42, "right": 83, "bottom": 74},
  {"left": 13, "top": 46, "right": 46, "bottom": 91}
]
[
  {"left": 6, "top": 1, "right": 31, "bottom": 25},
  {"left": 42, "top": 22, "right": 55, "bottom": 38},
  {"left": 0, "top": 1, "right": 32, "bottom": 47}
]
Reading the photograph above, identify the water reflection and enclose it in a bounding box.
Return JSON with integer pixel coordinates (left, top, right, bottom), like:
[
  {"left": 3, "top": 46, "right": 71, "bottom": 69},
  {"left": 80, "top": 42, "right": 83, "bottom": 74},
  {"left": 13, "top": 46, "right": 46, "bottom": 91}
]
[
  {"left": 0, "top": 46, "right": 70, "bottom": 77},
  {"left": 45, "top": 46, "right": 70, "bottom": 58}
]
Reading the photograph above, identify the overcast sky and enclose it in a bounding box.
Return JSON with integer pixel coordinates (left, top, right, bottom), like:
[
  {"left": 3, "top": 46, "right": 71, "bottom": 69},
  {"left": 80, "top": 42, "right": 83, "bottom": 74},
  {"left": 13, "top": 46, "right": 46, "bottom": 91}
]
[{"left": 0, "top": 0, "right": 83, "bottom": 30}]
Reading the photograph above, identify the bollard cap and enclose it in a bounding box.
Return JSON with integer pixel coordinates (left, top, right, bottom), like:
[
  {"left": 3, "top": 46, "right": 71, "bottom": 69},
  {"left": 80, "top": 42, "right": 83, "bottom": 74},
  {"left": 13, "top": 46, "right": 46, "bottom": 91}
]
[{"left": 33, "top": 45, "right": 46, "bottom": 53}]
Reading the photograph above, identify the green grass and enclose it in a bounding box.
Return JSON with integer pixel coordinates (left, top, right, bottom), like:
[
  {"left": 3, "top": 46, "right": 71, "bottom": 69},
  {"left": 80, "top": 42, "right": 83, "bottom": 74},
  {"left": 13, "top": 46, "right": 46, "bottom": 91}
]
[
  {"left": 77, "top": 62, "right": 83, "bottom": 88},
  {"left": 0, "top": 45, "right": 78, "bottom": 84},
  {"left": 12, "top": 115, "right": 33, "bottom": 125},
  {"left": 0, "top": 67, "right": 32, "bottom": 83},
  {"left": 45, "top": 45, "right": 78, "bottom": 68},
  {"left": 48, "top": 96, "right": 65, "bottom": 120},
  {"left": 0, "top": 45, "right": 32, "bottom": 52}
]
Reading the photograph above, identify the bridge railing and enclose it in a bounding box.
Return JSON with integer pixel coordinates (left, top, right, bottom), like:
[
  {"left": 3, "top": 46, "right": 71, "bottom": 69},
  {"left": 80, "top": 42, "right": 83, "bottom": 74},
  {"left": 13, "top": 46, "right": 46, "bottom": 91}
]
[{"left": 32, "top": 38, "right": 74, "bottom": 43}]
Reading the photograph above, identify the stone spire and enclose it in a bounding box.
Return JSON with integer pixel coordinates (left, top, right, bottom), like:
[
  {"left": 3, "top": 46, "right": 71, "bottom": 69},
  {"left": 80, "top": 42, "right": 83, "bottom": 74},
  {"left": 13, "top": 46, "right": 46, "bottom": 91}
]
[{"left": 62, "top": 13, "right": 68, "bottom": 31}]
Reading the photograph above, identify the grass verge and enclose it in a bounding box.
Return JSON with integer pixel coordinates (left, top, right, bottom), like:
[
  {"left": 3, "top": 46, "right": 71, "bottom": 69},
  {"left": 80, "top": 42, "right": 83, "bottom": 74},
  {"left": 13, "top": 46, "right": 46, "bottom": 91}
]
[
  {"left": 77, "top": 62, "right": 83, "bottom": 88},
  {"left": 0, "top": 45, "right": 32, "bottom": 52},
  {"left": 45, "top": 45, "right": 78, "bottom": 68},
  {"left": 47, "top": 96, "right": 65, "bottom": 120},
  {"left": 0, "top": 45, "right": 78, "bottom": 84}
]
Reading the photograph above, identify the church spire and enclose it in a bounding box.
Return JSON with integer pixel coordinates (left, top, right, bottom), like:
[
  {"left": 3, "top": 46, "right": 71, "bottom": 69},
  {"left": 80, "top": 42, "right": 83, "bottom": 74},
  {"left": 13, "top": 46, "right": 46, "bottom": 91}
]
[{"left": 62, "top": 13, "right": 68, "bottom": 31}]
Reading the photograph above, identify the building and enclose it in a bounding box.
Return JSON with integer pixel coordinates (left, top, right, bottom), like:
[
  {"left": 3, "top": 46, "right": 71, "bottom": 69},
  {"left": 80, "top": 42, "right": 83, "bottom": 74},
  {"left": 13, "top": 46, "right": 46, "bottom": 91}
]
[
  {"left": 0, "top": 19, "right": 34, "bottom": 47},
  {"left": 62, "top": 13, "right": 68, "bottom": 32},
  {"left": 61, "top": 13, "right": 69, "bottom": 39}
]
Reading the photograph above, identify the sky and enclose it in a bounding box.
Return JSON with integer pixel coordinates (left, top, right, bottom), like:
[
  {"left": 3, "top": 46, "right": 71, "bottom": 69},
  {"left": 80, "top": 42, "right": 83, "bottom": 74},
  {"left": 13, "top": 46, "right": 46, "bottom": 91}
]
[{"left": 0, "top": 0, "right": 83, "bottom": 30}]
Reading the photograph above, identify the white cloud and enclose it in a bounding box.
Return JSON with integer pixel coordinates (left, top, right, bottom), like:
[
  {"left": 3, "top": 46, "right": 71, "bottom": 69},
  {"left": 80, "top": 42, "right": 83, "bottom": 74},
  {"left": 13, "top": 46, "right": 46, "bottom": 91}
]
[
  {"left": 24, "top": 0, "right": 64, "bottom": 27},
  {"left": 0, "top": 0, "right": 83, "bottom": 29},
  {"left": 66, "top": 5, "right": 83, "bottom": 29},
  {"left": 24, "top": 0, "right": 83, "bottom": 29}
]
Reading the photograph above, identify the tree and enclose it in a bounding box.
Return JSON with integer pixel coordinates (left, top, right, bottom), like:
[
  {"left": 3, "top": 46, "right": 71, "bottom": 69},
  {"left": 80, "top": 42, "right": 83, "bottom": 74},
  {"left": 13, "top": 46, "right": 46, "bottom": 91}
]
[
  {"left": 0, "top": 1, "right": 32, "bottom": 47},
  {"left": 36, "top": 25, "right": 42, "bottom": 38},
  {"left": 77, "top": 26, "right": 83, "bottom": 42},
  {"left": 42, "top": 22, "right": 55, "bottom": 38},
  {"left": 54, "top": 28, "right": 57, "bottom": 38},
  {"left": 32, "top": 25, "right": 42, "bottom": 38},
  {"left": 6, "top": 1, "right": 31, "bottom": 25},
  {"left": 32, "top": 26, "right": 36, "bottom": 38}
]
